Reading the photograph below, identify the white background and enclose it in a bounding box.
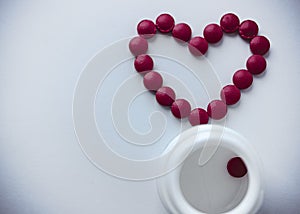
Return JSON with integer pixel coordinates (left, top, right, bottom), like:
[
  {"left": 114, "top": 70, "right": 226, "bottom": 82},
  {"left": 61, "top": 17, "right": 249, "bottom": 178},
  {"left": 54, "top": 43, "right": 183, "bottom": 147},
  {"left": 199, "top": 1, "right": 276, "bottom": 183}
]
[{"left": 0, "top": 0, "right": 300, "bottom": 213}]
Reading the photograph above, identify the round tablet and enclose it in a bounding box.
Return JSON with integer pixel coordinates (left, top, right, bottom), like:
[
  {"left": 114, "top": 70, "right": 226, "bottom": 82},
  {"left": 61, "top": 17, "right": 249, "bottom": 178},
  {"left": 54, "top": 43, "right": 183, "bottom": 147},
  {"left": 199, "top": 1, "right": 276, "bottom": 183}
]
[
  {"left": 188, "top": 108, "right": 209, "bottom": 126},
  {"left": 172, "top": 23, "right": 192, "bottom": 42},
  {"left": 239, "top": 20, "right": 259, "bottom": 40},
  {"left": 143, "top": 71, "right": 163, "bottom": 91},
  {"left": 137, "top": 19, "right": 157, "bottom": 38},
  {"left": 227, "top": 157, "right": 248, "bottom": 178},
  {"left": 134, "top": 54, "right": 154, "bottom": 73},
  {"left": 188, "top": 36, "right": 208, "bottom": 56},
  {"left": 220, "top": 85, "right": 241, "bottom": 105},
  {"left": 129, "top": 36, "right": 148, "bottom": 56},
  {"left": 220, "top": 13, "right": 240, "bottom": 33},
  {"left": 203, "top": 24, "right": 223, "bottom": 43},
  {"left": 250, "top": 36, "right": 270, "bottom": 55},
  {"left": 246, "top": 55, "right": 267, "bottom": 75},
  {"left": 156, "top": 13, "right": 175, "bottom": 33},
  {"left": 171, "top": 99, "right": 191, "bottom": 119},
  {"left": 233, "top": 69, "right": 253, "bottom": 90},
  {"left": 207, "top": 100, "right": 227, "bottom": 120},
  {"left": 156, "top": 86, "right": 176, "bottom": 106}
]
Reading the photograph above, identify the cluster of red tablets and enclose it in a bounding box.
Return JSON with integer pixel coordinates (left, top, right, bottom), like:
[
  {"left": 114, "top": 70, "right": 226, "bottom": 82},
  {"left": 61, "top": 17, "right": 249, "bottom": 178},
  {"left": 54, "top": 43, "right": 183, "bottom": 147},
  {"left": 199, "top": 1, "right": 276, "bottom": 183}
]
[
  {"left": 128, "top": 13, "right": 268, "bottom": 178},
  {"left": 129, "top": 12, "right": 270, "bottom": 130}
]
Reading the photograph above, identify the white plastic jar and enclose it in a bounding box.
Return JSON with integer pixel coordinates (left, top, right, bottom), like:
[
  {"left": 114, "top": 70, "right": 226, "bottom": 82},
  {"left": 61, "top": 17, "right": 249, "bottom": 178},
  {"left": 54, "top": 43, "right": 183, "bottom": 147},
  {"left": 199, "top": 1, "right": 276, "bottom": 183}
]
[{"left": 157, "top": 125, "right": 264, "bottom": 214}]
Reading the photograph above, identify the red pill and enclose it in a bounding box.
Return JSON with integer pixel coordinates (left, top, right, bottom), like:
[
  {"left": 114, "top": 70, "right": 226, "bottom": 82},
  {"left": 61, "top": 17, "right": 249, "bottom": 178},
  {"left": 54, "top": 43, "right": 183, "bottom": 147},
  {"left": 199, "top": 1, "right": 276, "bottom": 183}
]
[
  {"left": 172, "top": 23, "right": 192, "bottom": 42},
  {"left": 134, "top": 54, "right": 154, "bottom": 73},
  {"left": 171, "top": 99, "right": 191, "bottom": 119},
  {"left": 156, "top": 14, "right": 175, "bottom": 33},
  {"left": 233, "top": 69, "right": 253, "bottom": 90},
  {"left": 188, "top": 36, "right": 208, "bottom": 56},
  {"left": 220, "top": 13, "right": 240, "bottom": 33},
  {"left": 203, "top": 24, "right": 223, "bottom": 44},
  {"left": 156, "top": 86, "right": 176, "bottom": 106},
  {"left": 239, "top": 20, "right": 259, "bottom": 40},
  {"left": 207, "top": 100, "right": 227, "bottom": 120},
  {"left": 246, "top": 55, "right": 267, "bottom": 75},
  {"left": 188, "top": 108, "right": 209, "bottom": 126},
  {"left": 227, "top": 157, "right": 248, "bottom": 178},
  {"left": 143, "top": 71, "right": 163, "bottom": 91},
  {"left": 250, "top": 36, "right": 270, "bottom": 55},
  {"left": 137, "top": 19, "right": 157, "bottom": 38},
  {"left": 220, "top": 85, "right": 241, "bottom": 105},
  {"left": 129, "top": 36, "right": 148, "bottom": 56}
]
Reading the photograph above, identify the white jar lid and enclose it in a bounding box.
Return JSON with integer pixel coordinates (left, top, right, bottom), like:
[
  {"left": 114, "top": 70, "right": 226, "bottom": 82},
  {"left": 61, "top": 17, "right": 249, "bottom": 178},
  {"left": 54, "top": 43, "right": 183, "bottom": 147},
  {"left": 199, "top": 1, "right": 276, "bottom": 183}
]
[{"left": 157, "top": 125, "right": 264, "bottom": 214}]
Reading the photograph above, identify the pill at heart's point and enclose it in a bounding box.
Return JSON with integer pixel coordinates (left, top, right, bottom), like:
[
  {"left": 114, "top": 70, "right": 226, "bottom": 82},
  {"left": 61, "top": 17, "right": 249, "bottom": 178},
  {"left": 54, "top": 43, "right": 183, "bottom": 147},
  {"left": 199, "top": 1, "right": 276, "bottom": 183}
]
[{"left": 188, "top": 108, "right": 209, "bottom": 126}]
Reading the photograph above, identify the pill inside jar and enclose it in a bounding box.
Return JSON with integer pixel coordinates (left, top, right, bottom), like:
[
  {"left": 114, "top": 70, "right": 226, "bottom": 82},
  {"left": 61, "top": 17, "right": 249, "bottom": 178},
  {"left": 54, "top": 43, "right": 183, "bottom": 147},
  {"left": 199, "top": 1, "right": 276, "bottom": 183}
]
[{"left": 179, "top": 146, "right": 248, "bottom": 213}]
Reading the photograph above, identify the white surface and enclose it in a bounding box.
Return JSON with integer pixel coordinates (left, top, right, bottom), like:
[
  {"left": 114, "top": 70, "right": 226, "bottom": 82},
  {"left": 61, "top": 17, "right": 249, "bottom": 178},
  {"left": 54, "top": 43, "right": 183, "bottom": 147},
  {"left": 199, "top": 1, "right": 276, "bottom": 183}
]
[{"left": 0, "top": 0, "right": 300, "bottom": 213}]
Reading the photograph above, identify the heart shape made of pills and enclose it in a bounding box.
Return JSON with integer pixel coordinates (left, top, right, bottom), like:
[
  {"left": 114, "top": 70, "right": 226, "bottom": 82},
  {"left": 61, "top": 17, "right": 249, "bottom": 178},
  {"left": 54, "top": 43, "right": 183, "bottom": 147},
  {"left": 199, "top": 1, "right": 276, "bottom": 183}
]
[{"left": 129, "top": 13, "right": 270, "bottom": 127}]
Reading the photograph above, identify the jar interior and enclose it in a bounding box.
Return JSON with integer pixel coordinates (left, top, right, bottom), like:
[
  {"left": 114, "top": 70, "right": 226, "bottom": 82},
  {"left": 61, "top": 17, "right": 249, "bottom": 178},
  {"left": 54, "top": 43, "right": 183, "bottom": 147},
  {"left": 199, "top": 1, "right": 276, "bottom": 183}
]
[{"left": 179, "top": 145, "right": 248, "bottom": 213}]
